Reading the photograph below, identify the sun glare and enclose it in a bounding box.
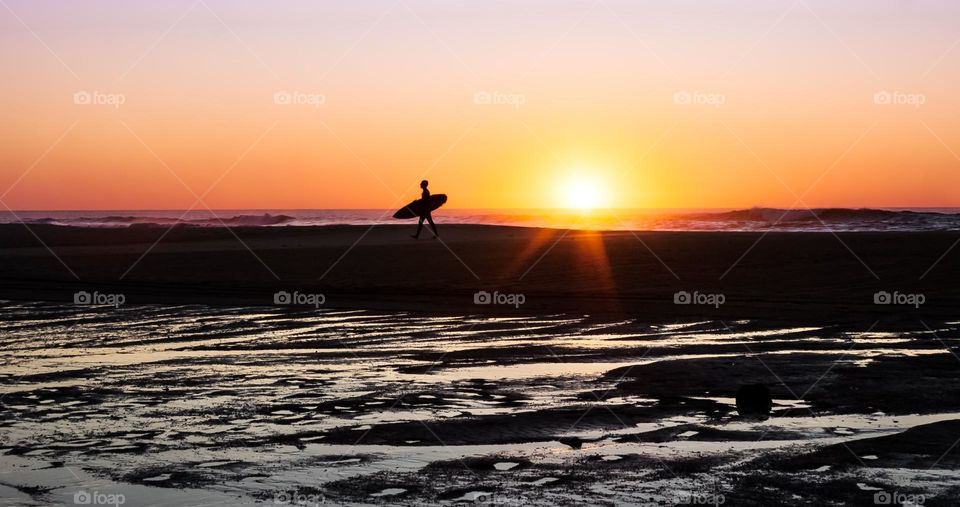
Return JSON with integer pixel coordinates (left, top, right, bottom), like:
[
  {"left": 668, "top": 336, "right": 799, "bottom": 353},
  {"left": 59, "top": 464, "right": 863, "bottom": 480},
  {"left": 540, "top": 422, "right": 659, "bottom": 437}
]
[{"left": 558, "top": 175, "right": 603, "bottom": 210}]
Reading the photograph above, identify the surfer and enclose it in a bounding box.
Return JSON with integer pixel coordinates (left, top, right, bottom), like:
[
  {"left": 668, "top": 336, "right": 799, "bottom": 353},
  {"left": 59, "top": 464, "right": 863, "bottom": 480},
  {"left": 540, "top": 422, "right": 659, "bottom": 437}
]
[{"left": 411, "top": 180, "right": 439, "bottom": 239}]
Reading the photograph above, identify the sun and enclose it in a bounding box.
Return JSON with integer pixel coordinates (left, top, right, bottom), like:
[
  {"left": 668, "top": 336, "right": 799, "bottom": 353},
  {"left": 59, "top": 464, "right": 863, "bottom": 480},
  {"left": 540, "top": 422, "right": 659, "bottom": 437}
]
[{"left": 558, "top": 174, "right": 603, "bottom": 210}]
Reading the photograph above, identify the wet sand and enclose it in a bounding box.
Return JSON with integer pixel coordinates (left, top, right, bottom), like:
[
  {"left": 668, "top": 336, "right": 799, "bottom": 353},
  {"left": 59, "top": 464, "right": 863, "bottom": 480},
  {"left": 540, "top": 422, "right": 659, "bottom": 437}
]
[
  {"left": 0, "top": 224, "right": 959, "bottom": 322},
  {"left": 1, "top": 305, "right": 959, "bottom": 505},
  {"left": 1, "top": 224, "right": 959, "bottom": 505}
]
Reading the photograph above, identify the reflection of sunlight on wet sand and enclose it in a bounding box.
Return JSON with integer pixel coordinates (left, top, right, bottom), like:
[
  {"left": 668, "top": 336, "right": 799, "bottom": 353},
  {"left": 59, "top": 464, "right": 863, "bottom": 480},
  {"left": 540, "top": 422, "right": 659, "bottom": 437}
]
[{"left": 4, "top": 303, "right": 960, "bottom": 505}]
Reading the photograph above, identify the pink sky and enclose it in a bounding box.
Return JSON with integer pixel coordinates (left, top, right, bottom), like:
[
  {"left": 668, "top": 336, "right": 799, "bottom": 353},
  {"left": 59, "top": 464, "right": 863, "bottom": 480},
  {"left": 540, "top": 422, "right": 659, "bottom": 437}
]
[{"left": 1, "top": 0, "right": 959, "bottom": 209}]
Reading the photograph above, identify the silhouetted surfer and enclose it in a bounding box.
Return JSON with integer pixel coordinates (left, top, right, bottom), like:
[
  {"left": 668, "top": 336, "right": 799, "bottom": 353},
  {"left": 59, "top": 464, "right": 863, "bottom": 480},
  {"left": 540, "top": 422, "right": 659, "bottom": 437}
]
[{"left": 411, "top": 180, "right": 439, "bottom": 239}]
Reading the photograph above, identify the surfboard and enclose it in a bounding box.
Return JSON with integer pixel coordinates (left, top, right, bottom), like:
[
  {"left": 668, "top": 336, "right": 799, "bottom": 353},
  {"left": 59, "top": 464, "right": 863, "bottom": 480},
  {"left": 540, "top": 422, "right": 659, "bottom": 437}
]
[{"left": 393, "top": 194, "right": 447, "bottom": 219}]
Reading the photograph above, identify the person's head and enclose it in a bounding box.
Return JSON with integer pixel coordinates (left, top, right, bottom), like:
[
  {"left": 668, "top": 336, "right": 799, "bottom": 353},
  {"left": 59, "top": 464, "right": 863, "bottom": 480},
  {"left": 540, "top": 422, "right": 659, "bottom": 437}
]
[{"left": 420, "top": 180, "right": 429, "bottom": 189}]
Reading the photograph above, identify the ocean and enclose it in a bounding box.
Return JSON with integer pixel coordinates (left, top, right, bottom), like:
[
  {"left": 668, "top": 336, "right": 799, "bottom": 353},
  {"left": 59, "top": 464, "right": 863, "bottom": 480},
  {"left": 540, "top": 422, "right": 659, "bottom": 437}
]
[{"left": 2, "top": 207, "right": 960, "bottom": 232}]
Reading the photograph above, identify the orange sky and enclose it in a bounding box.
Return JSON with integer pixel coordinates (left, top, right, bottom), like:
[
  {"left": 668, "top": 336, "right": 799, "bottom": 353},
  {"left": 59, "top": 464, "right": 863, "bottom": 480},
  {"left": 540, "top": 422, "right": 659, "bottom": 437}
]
[{"left": 1, "top": 1, "right": 959, "bottom": 210}]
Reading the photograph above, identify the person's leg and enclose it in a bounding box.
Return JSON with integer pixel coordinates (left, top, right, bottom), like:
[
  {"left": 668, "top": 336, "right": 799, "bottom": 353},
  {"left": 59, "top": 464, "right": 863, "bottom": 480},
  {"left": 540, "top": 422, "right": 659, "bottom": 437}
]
[
  {"left": 426, "top": 214, "right": 438, "bottom": 238},
  {"left": 412, "top": 217, "right": 424, "bottom": 238}
]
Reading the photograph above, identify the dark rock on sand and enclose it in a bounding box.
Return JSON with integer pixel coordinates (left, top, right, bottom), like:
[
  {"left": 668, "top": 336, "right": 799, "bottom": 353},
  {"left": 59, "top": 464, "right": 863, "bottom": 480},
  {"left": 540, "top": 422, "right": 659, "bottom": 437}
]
[
  {"left": 606, "top": 353, "right": 960, "bottom": 415},
  {"left": 736, "top": 384, "right": 772, "bottom": 416}
]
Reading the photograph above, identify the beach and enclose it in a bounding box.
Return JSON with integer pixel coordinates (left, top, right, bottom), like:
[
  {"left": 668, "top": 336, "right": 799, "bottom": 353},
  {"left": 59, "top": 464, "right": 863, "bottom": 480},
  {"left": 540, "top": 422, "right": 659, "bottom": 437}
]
[
  {"left": 5, "top": 0, "right": 960, "bottom": 504},
  {"left": 1, "top": 224, "right": 959, "bottom": 505},
  {"left": 1, "top": 304, "right": 959, "bottom": 506},
  {"left": 0, "top": 224, "right": 957, "bottom": 322}
]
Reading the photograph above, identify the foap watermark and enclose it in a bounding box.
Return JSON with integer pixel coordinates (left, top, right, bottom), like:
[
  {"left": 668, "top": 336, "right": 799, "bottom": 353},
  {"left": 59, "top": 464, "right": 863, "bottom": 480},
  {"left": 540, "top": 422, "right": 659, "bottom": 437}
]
[
  {"left": 473, "top": 90, "right": 526, "bottom": 109},
  {"left": 874, "top": 290, "right": 925, "bottom": 308},
  {"left": 74, "top": 90, "right": 126, "bottom": 109},
  {"left": 674, "top": 90, "right": 726, "bottom": 108},
  {"left": 273, "top": 490, "right": 325, "bottom": 507},
  {"left": 873, "top": 90, "right": 926, "bottom": 108},
  {"left": 274, "top": 90, "right": 326, "bottom": 108},
  {"left": 674, "top": 290, "right": 725, "bottom": 308},
  {"left": 674, "top": 491, "right": 726, "bottom": 506},
  {"left": 74, "top": 291, "right": 125, "bottom": 307},
  {"left": 446, "top": 492, "right": 522, "bottom": 505},
  {"left": 673, "top": 480, "right": 726, "bottom": 506},
  {"left": 474, "top": 290, "right": 526, "bottom": 308},
  {"left": 873, "top": 490, "right": 925, "bottom": 505},
  {"left": 73, "top": 490, "right": 125, "bottom": 507},
  {"left": 274, "top": 291, "right": 325, "bottom": 308}
]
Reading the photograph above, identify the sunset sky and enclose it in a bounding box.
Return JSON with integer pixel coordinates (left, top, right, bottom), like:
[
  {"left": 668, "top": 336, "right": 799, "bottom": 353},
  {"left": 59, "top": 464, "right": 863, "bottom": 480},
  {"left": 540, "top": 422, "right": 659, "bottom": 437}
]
[{"left": 1, "top": 0, "right": 959, "bottom": 210}]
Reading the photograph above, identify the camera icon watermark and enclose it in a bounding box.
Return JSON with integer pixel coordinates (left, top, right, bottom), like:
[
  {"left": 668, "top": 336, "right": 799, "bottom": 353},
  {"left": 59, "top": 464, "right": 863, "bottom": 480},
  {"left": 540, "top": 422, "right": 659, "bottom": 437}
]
[
  {"left": 274, "top": 490, "right": 325, "bottom": 506},
  {"left": 674, "top": 290, "right": 725, "bottom": 308},
  {"left": 448, "top": 492, "right": 523, "bottom": 505},
  {"left": 873, "top": 90, "right": 926, "bottom": 108},
  {"left": 673, "top": 90, "right": 726, "bottom": 108},
  {"left": 873, "top": 490, "right": 924, "bottom": 505},
  {"left": 73, "top": 90, "right": 126, "bottom": 109},
  {"left": 873, "top": 290, "right": 925, "bottom": 308},
  {"left": 74, "top": 291, "right": 126, "bottom": 307},
  {"left": 274, "top": 90, "right": 326, "bottom": 108},
  {"left": 274, "top": 290, "right": 325, "bottom": 308},
  {"left": 74, "top": 490, "right": 126, "bottom": 507},
  {"left": 474, "top": 290, "right": 526, "bottom": 308},
  {"left": 473, "top": 90, "right": 526, "bottom": 109}
]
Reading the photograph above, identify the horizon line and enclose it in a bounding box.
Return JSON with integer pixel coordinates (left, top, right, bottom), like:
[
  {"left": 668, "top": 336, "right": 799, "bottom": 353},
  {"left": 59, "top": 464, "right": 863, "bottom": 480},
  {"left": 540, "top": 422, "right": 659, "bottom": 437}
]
[{"left": 3, "top": 206, "right": 960, "bottom": 213}]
